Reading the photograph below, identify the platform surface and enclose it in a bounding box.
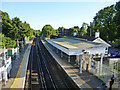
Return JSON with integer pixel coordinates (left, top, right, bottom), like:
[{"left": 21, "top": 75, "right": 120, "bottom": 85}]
[
  {"left": 42, "top": 40, "right": 104, "bottom": 89},
  {"left": 2, "top": 40, "right": 33, "bottom": 89}
]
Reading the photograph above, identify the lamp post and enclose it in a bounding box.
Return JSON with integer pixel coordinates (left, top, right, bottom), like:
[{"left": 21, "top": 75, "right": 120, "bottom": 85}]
[
  {"left": 4, "top": 45, "right": 6, "bottom": 62},
  {"left": 16, "top": 39, "right": 20, "bottom": 59},
  {"left": 16, "top": 39, "right": 19, "bottom": 47},
  {"left": 21, "top": 38, "right": 24, "bottom": 51}
]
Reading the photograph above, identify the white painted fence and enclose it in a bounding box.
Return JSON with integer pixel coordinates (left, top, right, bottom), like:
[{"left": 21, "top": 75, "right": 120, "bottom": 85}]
[{"left": 0, "top": 57, "right": 12, "bottom": 82}]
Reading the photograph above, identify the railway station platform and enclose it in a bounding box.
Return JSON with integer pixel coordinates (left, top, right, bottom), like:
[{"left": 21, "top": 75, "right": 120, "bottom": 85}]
[
  {"left": 42, "top": 40, "right": 105, "bottom": 89},
  {"left": 2, "top": 40, "right": 33, "bottom": 89}
]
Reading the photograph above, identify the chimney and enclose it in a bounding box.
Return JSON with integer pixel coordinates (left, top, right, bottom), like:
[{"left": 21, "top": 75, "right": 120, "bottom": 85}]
[{"left": 95, "top": 29, "right": 100, "bottom": 38}]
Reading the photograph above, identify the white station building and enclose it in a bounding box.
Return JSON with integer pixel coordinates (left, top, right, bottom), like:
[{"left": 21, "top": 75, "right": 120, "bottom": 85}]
[
  {"left": 46, "top": 31, "right": 111, "bottom": 73},
  {"left": 0, "top": 49, "right": 12, "bottom": 85},
  {"left": 47, "top": 37, "right": 110, "bottom": 56}
]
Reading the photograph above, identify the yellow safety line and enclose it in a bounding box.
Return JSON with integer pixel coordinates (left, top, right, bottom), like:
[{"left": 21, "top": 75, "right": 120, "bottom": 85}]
[
  {"left": 45, "top": 42, "right": 92, "bottom": 89},
  {"left": 10, "top": 43, "right": 30, "bottom": 88},
  {"left": 65, "top": 64, "right": 92, "bottom": 88}
]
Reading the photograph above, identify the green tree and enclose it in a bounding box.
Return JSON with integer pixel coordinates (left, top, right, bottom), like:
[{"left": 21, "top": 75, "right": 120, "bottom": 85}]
[
  {"left": 55, "top": 29, "right": 59, "bottom": 36},
  {"left": 114, "top": 1, "right": 120, "bottom": 41},
  {"left": 58, "top": 27, "right": 65, "bottom": 36},
  {"left": 2, "top": 11, "right": 35, "bottom": 40},
  {"left": 42, "top": 24, "right": 57, "bottom": 38},
  {"left": 90, "top": 4, "right": 116, "bottom": 42},
  {"left": 2, "top": 11, "right": 13, "bottom": 37},
  {"left": 33, "top": 30, "right": 42, "bottom": 37},
  {"left": 80, "top": 22, "right": 88, "bottom": 36},
  {"left": 0, "top": 33, "right": 16, "bottom": 48},
  {"left": 68, "top": 27, "right": 78, "bottom": 36},
  {"left": 22, "top": 21, "right": 33, "bottom": 37}
]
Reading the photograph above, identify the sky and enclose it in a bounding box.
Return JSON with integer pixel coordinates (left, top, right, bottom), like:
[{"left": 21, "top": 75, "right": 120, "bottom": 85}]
[{"left": 1, "top": 0, "right": 119, "bottom": 30}]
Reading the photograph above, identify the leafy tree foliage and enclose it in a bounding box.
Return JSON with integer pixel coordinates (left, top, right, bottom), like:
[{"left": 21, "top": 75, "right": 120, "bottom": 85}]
[
  {"left": 55, "top": 29, "right": 59, "bottom": 36},
  {"left": 0, "top": 33, "right": 16, "bottom": 48},
  {"left": 68, "top": 27, "right": 78, "bottom": 36},
  {"left": 114, "top": 1, "right": 120, "bottom": 42},
  {"left": 42, "top": 24, "right": 57, "bottom": 38},
  {"left": 2, "top": 11, "right": 36, "bottom": 40},
  {"left": 1, "top": 11, "right": 38, "bottom": 48},
  {"left": 58, "top": 27, "right": 65, "bottom": 30},
  {"left": 88, "top": 1, "right": 120, "bottom": 43},
  {"left": 33, "top": 30, "right": 42, "bottom": 37},
  {"left": 80, "top": 22, "right": 88, "bottom": 36}
]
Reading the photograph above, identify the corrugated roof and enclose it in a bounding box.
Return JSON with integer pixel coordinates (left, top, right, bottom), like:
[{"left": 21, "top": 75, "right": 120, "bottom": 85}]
[{"left": 50, "top": 37, "right": 101, "bottom": 49}]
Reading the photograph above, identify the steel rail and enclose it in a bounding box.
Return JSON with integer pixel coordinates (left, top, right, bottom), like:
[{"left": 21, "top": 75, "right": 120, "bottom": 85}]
[
  {"left": 38, "top": 42, "right": 56, "bottom": 88},
  {"left": 35, "top": 39, "right": 47, "bottom": 88},
  {"left": 39, "top": 39, "right": 72, "bottom": 88},
  {"left": 30, "top": 40, "right": 34, "bottom": 89}
]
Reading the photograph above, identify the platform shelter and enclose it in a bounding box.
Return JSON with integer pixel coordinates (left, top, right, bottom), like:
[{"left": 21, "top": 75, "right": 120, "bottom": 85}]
[{"left": 46, "top": 37, "right": 111, "bottom": 73}]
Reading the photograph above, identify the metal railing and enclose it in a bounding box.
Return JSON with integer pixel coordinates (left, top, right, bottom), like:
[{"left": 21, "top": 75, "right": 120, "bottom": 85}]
[{"left": 89, "top": 59, "right": 120, "bottom": 88}]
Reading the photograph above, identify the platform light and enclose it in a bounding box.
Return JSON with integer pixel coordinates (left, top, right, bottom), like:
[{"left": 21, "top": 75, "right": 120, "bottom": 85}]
[{"left": 82, "top": 49, "right": 89, "bottom": 54}]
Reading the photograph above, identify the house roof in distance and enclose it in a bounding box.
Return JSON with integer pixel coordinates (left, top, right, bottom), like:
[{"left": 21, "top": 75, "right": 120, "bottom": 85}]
[
  {"left": 76, "top": 35, "right": 111, "bottom": 47},
  {"left": 76, "top": 35, "right": 96, "bottom": 41}
]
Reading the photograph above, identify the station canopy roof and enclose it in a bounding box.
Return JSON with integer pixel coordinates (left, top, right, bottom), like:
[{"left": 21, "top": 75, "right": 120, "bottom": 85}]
[{"left": 46, "top": 37, "right": 108, "bottom": 55}]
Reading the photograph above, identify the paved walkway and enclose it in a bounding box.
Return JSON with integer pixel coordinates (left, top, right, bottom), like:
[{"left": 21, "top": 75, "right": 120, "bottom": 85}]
[
  {"left": 2, "top": 45, "right": 28, "bottom": 88},
  {"left": 2, "top": 40, "right": 32, "bottom": 89},
  {"left": 42, "top": 40, "right": 105, "bottom": 89},
  {"left": 10, "top": 44, "right": 31, "bottom": 88}
]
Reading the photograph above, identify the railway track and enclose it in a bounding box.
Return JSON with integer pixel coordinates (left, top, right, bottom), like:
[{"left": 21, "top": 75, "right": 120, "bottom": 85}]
[{"left": 25, "top": 37, "right": 79, "bottom": 89}]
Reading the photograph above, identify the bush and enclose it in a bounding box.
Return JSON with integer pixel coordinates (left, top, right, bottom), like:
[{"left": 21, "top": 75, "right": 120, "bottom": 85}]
[{"left": 115, "top": 39, "right": 120, "bottom": 44}]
